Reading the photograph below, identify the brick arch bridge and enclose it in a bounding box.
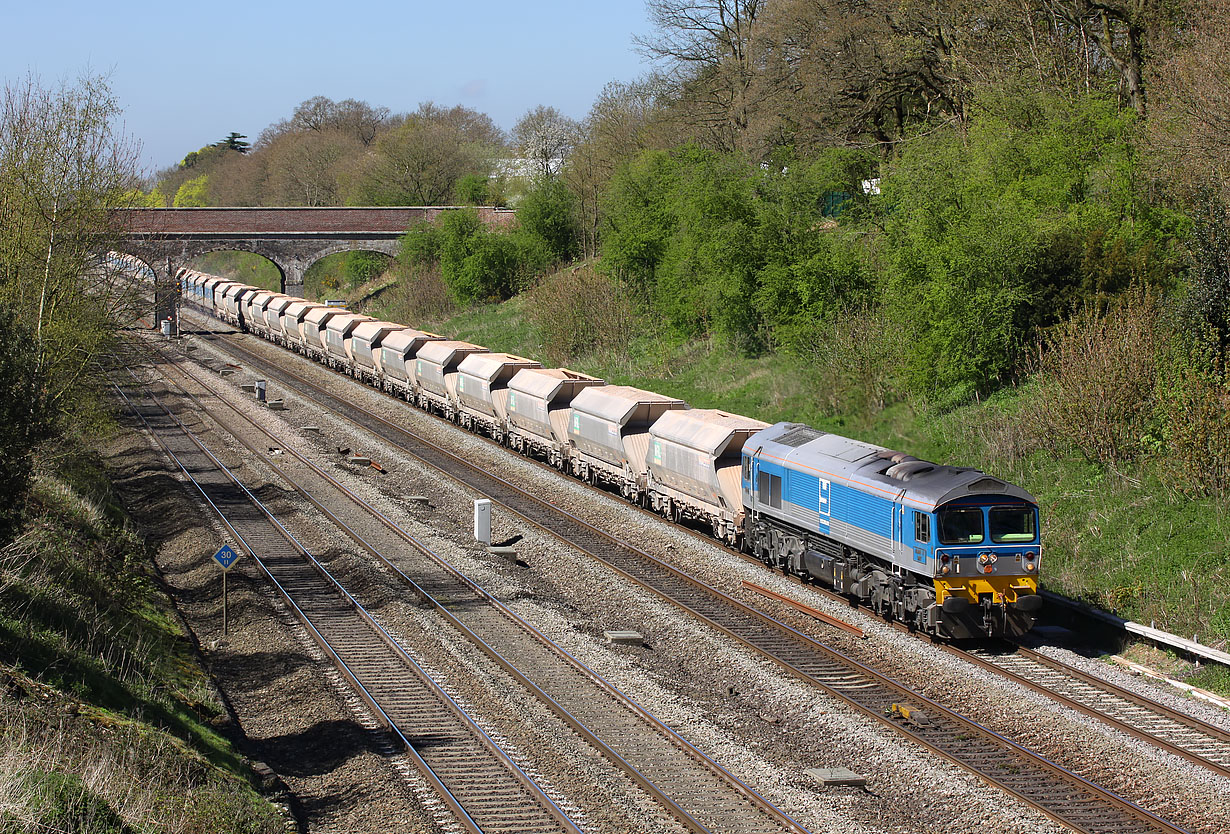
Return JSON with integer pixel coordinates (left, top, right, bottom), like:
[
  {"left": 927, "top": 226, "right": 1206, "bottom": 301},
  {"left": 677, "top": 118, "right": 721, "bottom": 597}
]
[{"left": 116, "top": 206, "right": 515, "bottom": 326}]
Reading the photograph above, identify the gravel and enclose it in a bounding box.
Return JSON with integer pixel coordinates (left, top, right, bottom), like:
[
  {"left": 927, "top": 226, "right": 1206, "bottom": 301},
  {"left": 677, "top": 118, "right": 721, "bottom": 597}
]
[{"left": 169, "top": 315, "right": 1229, "bottom": 833}]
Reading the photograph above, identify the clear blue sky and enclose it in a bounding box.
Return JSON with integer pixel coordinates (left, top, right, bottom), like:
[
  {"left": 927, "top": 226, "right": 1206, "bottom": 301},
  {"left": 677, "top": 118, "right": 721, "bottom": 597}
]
[{"left": 3, "top": 1, "right": 654, "bottom": 175}]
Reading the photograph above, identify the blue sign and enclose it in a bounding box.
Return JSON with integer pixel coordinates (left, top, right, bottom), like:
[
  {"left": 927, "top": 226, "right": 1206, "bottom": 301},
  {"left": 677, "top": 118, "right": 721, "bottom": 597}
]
[{"left": 212, "top": 544, "right": 241, "bottom": 571}]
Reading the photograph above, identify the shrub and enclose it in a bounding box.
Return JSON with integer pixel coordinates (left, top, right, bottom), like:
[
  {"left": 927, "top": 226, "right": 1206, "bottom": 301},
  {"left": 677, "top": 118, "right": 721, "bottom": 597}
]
[
  {"left": 525, "top": 263, "right": 636, "bottom": 363},
  {"left": 342, "top": 251, "right": 390, "bottom": 287},
  {"left": 1019, "top": 285, "right": 1163, "bottom": 463},
  {"left": 1155, "top": 343, "right": 1230, "bottom": 497},
  {"left": 516, "top": 177, "right": 580, "bottom": 263},
  {"left": 384, "top": 261, "right": 456, "bottom": 326}
]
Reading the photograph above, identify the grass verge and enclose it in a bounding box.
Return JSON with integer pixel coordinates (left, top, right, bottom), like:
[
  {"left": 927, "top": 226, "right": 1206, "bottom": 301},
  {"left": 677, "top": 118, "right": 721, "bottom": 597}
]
[{"left": 0, "top": 432, "right": 282, "bottom": 834}]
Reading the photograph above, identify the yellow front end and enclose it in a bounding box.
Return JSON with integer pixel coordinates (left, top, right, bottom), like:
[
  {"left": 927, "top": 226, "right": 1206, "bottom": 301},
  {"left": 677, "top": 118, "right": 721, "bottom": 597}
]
[{"left": 934, "top": 575, "right": 1038, "bottom": 606}]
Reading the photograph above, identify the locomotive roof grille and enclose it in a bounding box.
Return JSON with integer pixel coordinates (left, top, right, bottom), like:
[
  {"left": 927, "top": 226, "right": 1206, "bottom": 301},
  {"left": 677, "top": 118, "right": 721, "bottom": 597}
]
[
  {"left": 968, "top": 477, "right": 1007, "bottom": 492},
  {"left": 774, "top": 425, "right": 826, "bottom": 448}
]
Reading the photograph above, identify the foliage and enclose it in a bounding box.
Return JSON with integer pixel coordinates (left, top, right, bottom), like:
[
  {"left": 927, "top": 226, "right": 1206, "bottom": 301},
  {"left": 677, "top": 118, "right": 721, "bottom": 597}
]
[
  {"left": 1019, "top": 286, "right": 1163, "bottom": 464},
  {"left": 343, "top": 250, "right": 390, "bottom": 285},
  {"left": 0, "top": 310, "right": 52, "bottom": 541},
  {"left": 0, "top": 74, "right": 142, "bottom": 535},
  {"left": 514, "top": 177, "right": 581, "bottom": 263},
  {"left": 1179, "top": 192, "right": 1230, "bottom": 357},
  {"left": 213, "top": 132, "right": 249, "bottom": 153},
  {"left": 878, "top": 89, "right": 1184, "bottom": 399},
  {"left": 173, "top": 174, "right": 210, "bottom": 207},
  {"left": 437, "top": 208, "right": 521, "bottom": 304},
  {"left": 1154, "top": 340, "right": 1230, "bottom": 497},
  {"left": 525, "top": 263, "right": 636, "bottom": 362},
  {"left": 601, "top": 144, "right": 878, "bottom": 352},
  {"left": 455, "top": 173, "right": 492, "bottom": 205}
]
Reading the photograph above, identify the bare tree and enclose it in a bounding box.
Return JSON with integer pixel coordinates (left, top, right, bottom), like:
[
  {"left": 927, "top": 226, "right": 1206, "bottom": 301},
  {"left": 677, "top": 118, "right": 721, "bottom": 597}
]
[
  {"left": 263, "top": 129, "right": 362, "bottom": 206},
  {"left": 1149, "top": 0, "right": 1230, "bottom": 197},
  {"left": 262, "top": 96, "right": 391, "bottom": 146},
  {"left": 411, "top": 102, "right": 507, "bottom": 148},
  {"left": 635, "top": 0, "right": 765, "bottom": 152},
  {"left": 358, "top": 120, "right": 488, "bottom": 205}
]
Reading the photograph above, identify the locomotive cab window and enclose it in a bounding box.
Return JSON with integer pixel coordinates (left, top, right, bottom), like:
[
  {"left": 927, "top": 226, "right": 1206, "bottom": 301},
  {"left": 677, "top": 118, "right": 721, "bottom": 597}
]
[
  {"left": 742, "top": 456, "right": 751, "bottom": 483},
  {"left": 913, "top": 512, "right": 930, "bottom": 543},
  {"left": 990, "top": 507, "right": 1036, "bottom": 543},
  {"left": 938, "top": 507, "right": 984, "bottom": 544}
]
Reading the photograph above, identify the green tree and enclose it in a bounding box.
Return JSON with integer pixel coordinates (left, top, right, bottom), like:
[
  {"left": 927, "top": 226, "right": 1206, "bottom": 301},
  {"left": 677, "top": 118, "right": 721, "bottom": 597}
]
[
  {"left": 0, "top": 74, "right": 140, "bottom": 539},
  {"left": 173, "top": 174, "right": 210, "bottom": 206},
  {"left": 877, "top": 87, "right": 1182, "bottom": 399},
  {"left": 515, "top": 177, "right": 580, "bottom": 262},
  {"left": 214, "top": 131, "right": 250, "bottom": 153}
]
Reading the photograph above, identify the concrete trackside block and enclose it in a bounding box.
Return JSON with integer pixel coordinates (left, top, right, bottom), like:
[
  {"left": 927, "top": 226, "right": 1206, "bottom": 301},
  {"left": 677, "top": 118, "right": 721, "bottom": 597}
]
[
  {"left": 805, "top": 767, "right": 867, "bottom": 788},
  {"left": 219, "top": 368, "right": 236, "bottom": 377},
  {"left": 300, "top": 425, "right": 320, "bottom": 433},
  {"left": 604, "top": 630, "right": 644, "bottom": 646},
  {"left": 239, "top": 382, "right": 256, "bottom": 393},
  {"left": 347, "top": 456, "right": 371, "bottom": 466},
  {"left": 265, "top": 399, "right": 285, "bottom": 410},
  {"left": 486, "top": 546, "right": 517, "bottom": 558}
]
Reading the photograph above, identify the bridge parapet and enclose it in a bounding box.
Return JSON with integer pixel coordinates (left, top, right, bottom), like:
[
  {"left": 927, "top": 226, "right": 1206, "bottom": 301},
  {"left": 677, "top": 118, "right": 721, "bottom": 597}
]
[{"left": 114, "top": 206, "right": 515, "bottom": 326}]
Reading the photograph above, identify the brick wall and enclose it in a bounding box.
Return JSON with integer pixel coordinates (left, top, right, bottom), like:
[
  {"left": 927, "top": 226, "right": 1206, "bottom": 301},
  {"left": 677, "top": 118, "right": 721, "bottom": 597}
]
[{"left": 118, "top": 206, "right": 516, "bottom": 235}]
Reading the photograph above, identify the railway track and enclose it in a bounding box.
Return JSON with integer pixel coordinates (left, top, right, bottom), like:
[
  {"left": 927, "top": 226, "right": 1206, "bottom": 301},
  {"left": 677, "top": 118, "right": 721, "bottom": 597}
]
[
  {"left": 178, "top": 312, "right": 1195, "bottom": 834},
  {"left": 109, "top": 359, "right": 582, "bottom": 834},
  {"left": 130, "top": 335, "right": 812, "bottom": 834},
  {"left": 960, "top": 643, "right": 1230, "bottom": 779}
]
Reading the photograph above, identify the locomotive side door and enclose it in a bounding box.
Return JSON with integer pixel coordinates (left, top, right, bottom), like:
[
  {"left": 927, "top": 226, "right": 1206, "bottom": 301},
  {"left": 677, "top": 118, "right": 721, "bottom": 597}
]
[{"left": 892, "top": 489, "right": 907, "bottom": 564}]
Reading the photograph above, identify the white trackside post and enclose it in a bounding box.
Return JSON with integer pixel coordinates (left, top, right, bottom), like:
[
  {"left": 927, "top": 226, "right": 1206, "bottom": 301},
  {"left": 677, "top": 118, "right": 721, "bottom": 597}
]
[{"left": 474, "top": 499, "right": 491, "bottom": 545}]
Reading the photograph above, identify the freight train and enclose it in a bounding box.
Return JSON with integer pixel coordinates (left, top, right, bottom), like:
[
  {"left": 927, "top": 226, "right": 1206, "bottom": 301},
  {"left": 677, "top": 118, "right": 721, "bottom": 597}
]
[{"left": 177, "top": 268, "right": 1043, "bottom": 640}]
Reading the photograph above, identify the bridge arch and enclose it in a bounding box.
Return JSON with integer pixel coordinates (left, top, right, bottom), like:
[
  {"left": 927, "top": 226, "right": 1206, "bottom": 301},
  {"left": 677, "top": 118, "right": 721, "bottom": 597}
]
[
  {"left": 184, "top": 246, "right": 287, "bottom": 292},
  {"left": 114, "top": 206, "right": 515, "bottom": 326}
]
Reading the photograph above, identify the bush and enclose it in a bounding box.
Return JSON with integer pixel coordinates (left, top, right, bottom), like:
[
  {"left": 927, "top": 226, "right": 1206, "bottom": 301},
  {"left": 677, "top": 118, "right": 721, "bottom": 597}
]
[
  {"left": 384, "top": 261, "right": 456, "bottom": 325},
  {"left": 1155, "top": 343, "right": 1230, "bottom": 497},
  {"left": 399, "top": 220, "right": 443, "bottom": 266},
  {"left": 342, "top": 251, "right": 390, "bottom": 287},
  {"left": 516, "top": 178, "right": 580, "bottom": 263},
  {"left": 0, "top": 309, "right": 52, "bottom": 543},
  {"left": 525, "top": 263, "right": 636, "bottom": 363},
  {"left": 1019, "top": 286, "right": 1163, "bottom": 463}
]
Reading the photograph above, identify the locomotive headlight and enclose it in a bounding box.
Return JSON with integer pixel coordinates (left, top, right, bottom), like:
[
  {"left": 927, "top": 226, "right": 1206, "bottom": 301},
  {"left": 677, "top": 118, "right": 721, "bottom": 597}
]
[
  {"left": 940, "top": 565, "right": 950, "bottom": 575},
  {"left": 940, "top": 553, "right": 950, "bottom": 563},
  {"left": 1025, "top": 562, "right": 1036, "bottom": 572}
]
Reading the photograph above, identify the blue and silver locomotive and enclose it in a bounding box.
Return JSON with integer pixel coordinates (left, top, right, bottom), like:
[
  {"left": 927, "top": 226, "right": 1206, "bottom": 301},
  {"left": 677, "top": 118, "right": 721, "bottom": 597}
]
[{"left": 742, "top": 423, "right": 1041, "bottom": 639}]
